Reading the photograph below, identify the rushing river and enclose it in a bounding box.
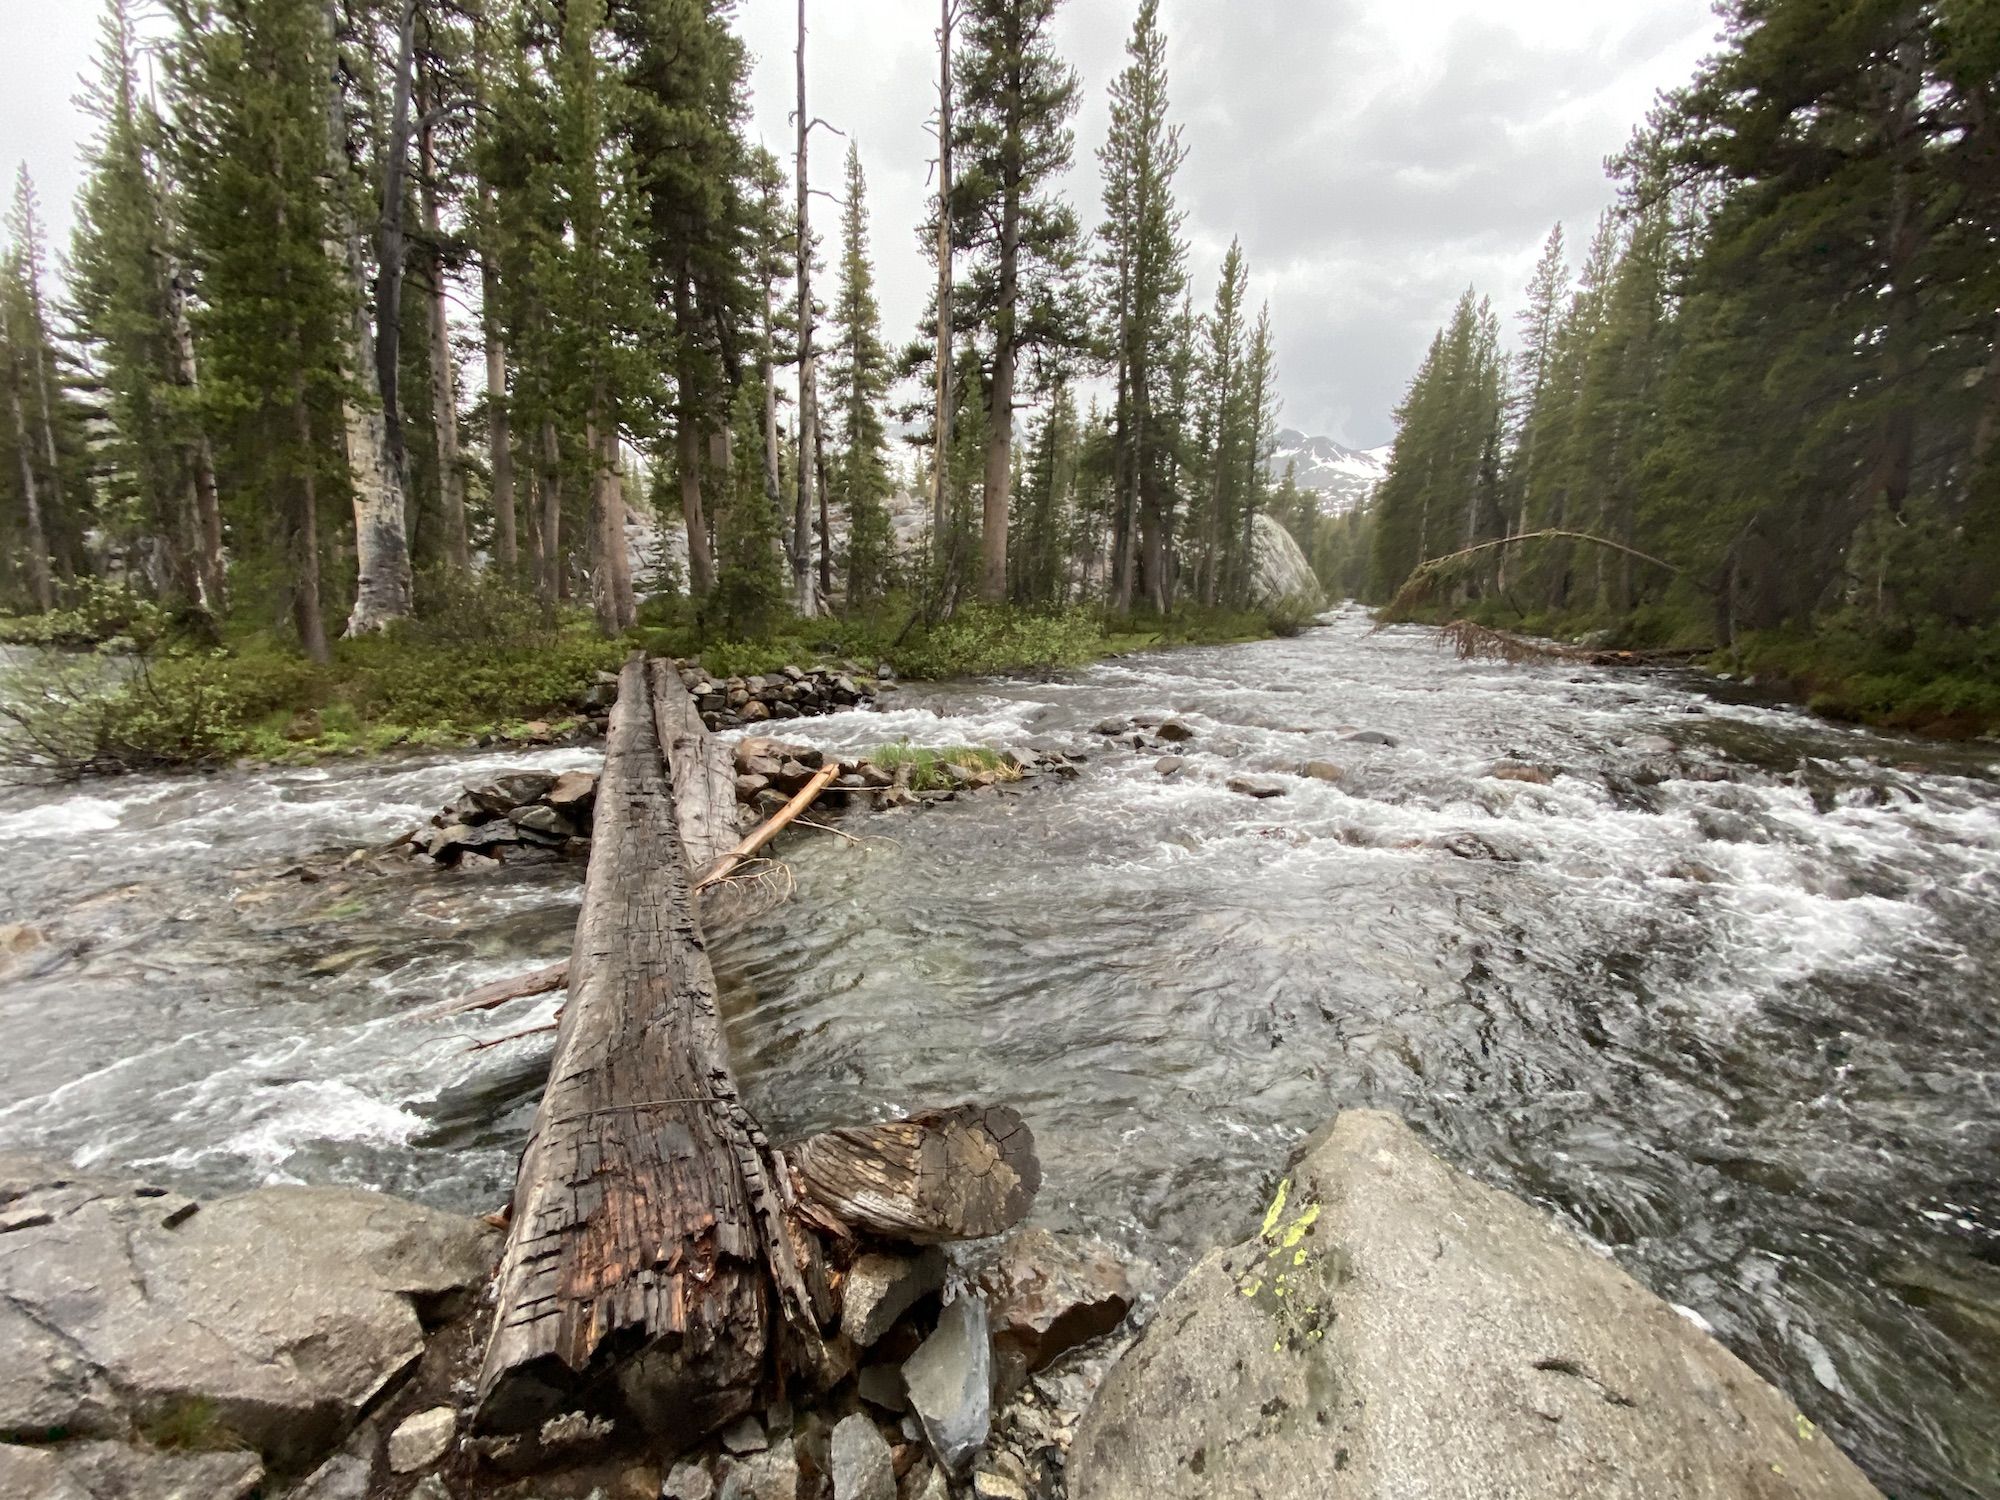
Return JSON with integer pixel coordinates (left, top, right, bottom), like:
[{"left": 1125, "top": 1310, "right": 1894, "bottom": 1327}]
[{"left": 2, "top": 612, "right": 1997, "bottom": 1497}]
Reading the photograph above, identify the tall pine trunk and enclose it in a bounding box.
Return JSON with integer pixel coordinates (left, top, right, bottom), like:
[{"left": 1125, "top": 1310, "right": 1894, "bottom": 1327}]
[
  {"left": 792, "top": 0, "right": 822, "bottom": 616},
  {"left": 538, "top": 420, "right": 563, "bottom": 605},
  {"left": 325, "top": 0, "right": 413, "bottom": 634},
  {"left": 288, "top": 370, "right": 331, "bottom": 665},
  {"left": 485, "top": 315, "right": 517, "bottom": 570},
  {"left": 421, "top": 101, "right": 470, "bottom": 572},
  {"left": 2, "top": 301, "right": 53, "bottom": 612},
  {"left": 931, "top": 0, "right": 955, "bottom": 557}
]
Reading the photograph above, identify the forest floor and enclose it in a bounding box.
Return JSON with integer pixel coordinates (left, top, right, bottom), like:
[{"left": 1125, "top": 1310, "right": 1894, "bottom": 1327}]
[{"left": 1423, "top": 598, "right": 2000, "bottom": 742}]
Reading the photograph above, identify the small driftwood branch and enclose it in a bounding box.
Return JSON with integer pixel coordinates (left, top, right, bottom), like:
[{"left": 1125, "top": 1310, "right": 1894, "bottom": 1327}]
[
  {"left": 411, "top": 959, "right": 570, "bottom": 1023},
  {"left": 695, "top": 764, "right": 840, "bottom": 891}
]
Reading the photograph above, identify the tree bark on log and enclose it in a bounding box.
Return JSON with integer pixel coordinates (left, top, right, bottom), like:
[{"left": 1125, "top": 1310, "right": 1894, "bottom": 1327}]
[
  {"left": 475, "top": 656, "right": 769, "bottom": 1440},
  {"left": 789, "top": 1105, "right": 1041, "bottom": 1244}
]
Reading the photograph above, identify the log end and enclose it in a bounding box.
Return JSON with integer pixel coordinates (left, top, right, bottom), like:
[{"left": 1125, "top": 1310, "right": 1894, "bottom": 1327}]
[{"left": 790, "top": 1103, "right": 1041, "bottom": 1245}]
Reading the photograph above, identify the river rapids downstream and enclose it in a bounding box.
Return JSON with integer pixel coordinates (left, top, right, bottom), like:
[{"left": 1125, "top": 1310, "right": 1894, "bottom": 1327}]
[{"left": 1, "top": 610, "right": 1997, "bottom": 1498}]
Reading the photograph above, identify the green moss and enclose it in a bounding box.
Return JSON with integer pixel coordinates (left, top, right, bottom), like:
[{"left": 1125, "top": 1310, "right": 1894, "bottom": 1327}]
[
  {"left": 868, "top": 742, "right": 1023, "bottom": 793},
  {"left": 136, "top": 1398, "right": 247, "bottom": 1454}
]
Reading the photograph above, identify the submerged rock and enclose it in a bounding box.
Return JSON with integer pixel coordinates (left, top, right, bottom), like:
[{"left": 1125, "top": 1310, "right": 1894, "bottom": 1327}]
[
  {"left": 1155, "top": 721, "right": 1196, "bottom": 743},
  {"left": 904, "top": 1295, "right": 993, "bottom": 1476},
  {"left": 1227, "top": 777, "right": 1288, "bottom": 800},
  {"left": 1297, "top": 761, "right": 1345, "bottom": 783},
  {"left": 1070, "top": 1111, "right": 1885, "bottom": 1500}
]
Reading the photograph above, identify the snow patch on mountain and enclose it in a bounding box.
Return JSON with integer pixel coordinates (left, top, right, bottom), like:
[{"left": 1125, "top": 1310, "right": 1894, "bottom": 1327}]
[{"left": 1267, "top": 428, "right": 1392, "bottom": 516}]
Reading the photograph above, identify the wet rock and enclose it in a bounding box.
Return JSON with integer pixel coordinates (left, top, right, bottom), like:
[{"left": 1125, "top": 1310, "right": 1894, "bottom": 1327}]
[
  {"left": 547, "top": 770, "right": 598, "bottom": 814},
  {"left": 1343, "top": 730, "right": 1399, "bottom": 748},
  {"left": 741, "top": 700, "right": 773, "bottom": 724},
  {"left": 1226, "top": 777, "right": 1288, "bottom": 800},
  {"left": 843, "top": 1248, "right": 948, "bottom": 1348},
  {"left": 1486, "top": 760, "right": 1555, "bottom": 786},
  {"left": 1424, "top": 830, "right": 1526, "bottom": 862},
  {"left": 831, "top": 1413, "right": 898, "bottom": 1500},
  {"left": 1070, "top": 1111, "right": 1886, "bottom": 1500},
  {"left": 469, "top": 771, "right": 559, "bottom": 815},
  {"left": 664, "top": 1458, "right": 719, "bottom": 1500},
  {"left": 980, "top": 1229, "right": 1136, "bottom": 1399},
  {"left": 1155, "top": 721, "right": 1196, "bottom": 743},
  {"left": 903, "top": 1295, "right": 993, "bottom": 1476},
  {"left": 389, "top": 1406, "right": 457, "bottom": 1473},
  {"left": 1092, "top": 718, "right": 1129, "bottom": 736},
  {"left": 0, "top": 1439, "right": 263, "bottom": 1500},
  {"left": 720, "top": 1414, "right": 770, "bottom": 1456},
  {"left": 1297, "top": 761, "right": 1345, "bottom": 783},
  {"left": 510, "top": 805, "right": 579, "bottom": 839},
  {"left": 0, "top": 1164, "right": 495, "bottom": 1472},
  {"left": 904, "top": 1463, "right": 950, "bottom": 1500},
  {"left": 719, "top": 1436, "right": 798, "bottom": 1500},
  {"left": 1154, "top": 756, "right": 1187, "bottom": 778},
  {"left": 1631, "top": 733, "right": 1677, "bottom": 757}
]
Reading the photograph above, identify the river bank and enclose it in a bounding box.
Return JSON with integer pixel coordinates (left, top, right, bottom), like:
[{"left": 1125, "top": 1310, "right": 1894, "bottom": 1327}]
[{"left": 0, "top": 614, "right": 1996, "bottom": 1495}]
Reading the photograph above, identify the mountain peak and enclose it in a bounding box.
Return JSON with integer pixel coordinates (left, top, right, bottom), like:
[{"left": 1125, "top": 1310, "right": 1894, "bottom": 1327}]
[{"left": 1268, "top": 429, "right": 1391, "bottom": 515}]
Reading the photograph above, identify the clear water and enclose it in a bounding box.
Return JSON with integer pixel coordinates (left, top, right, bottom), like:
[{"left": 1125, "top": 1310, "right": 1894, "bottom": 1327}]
[{"left": 2, "top": 613, "right": 1995, "bottom": 1497}]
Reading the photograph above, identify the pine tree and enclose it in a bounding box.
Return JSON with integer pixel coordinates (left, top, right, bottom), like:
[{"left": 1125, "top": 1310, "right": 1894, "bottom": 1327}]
[
  {"left": 954, "top": 0, "right": 1085, "bottom": 602},
  {"left": 1097, "top": 0, "right": 1187, "bottom": 612},
  {"left": 828, "top": 145, "right": 895, "bottom": 610},
  {"left": 167, "top": 0, "right": 354, "bottom": 662}
]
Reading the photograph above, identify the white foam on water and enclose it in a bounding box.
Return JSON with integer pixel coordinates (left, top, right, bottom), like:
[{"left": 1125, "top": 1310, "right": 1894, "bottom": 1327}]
[
  {"left": 174, "top": 1079, "right": 427, "bottom": 1175},
  {"left": 0, "top": 796, "right": 128, "bottom": 840}
]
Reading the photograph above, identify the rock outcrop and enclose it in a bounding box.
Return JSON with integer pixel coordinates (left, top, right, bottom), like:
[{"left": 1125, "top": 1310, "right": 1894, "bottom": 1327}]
[
  {"left": 1247, "top": 514, "right": 1324, "bottom": 614},
  {"left": 0, "top": 1159, "right": 494, "bottom": 1473},
  {"left": 1070, "top": 1111, "right": 1886, "bottom": 1500}
]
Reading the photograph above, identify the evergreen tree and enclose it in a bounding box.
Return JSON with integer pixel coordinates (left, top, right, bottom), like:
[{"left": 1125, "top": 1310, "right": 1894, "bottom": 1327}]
[
  {"left": 954, "top": 0, "right": 1085, "bottom": 602},
  {"left": 1097, "top": 0, "right": 1187, "bottom": 612},
  {"left": 828, "top": 145, "right": 895, "bottom": 610}
]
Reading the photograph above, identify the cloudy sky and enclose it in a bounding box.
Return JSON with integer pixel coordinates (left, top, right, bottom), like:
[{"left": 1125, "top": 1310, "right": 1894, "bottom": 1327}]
[{"left": 2, "top": 0, "right": 1718, "bottom": 449}]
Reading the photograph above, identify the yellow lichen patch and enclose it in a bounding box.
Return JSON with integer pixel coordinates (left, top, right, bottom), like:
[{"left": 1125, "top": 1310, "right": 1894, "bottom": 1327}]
[
  {"left": 1795, "top": 1414, "right": 1818, "bottom": 1443},
  {"left": 1261, "top": 1178, "right": 1292, "bottom": 1240}
]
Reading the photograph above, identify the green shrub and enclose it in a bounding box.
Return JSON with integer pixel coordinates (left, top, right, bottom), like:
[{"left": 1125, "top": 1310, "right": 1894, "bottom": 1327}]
[{"left": 869, "top": 742, "right": 1022, "bottom": 792}]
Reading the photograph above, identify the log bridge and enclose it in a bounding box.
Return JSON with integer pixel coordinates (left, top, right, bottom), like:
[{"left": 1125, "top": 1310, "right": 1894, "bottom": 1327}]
[{"left": 473, "top": 656, "right": 1039, "bottom": 1444}]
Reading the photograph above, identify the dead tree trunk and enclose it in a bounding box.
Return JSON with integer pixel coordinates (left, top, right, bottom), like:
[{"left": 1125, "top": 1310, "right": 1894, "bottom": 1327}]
[
  {"left": 475, "top": 661, "right": 1042, "bottom": 1440},
  {"left": 475, "top": 656, "right": 769, "bottom": 1440}
]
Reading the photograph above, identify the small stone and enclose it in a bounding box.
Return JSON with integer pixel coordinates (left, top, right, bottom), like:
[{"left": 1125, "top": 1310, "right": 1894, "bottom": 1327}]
[
  {"left": 718, "top": 1437, "right": 797, "bottom": 1500},
  {"left": 1487, "top": 761, "right": 1555, "bottom": 786},
  {"left": 510, "top": 805, "right": 578, "bottom": 838},
  {"left": 972, "top": 1470, "right": 1029, "bottom": 1500},
  {"left": 1092, "top": 718, "right": 1128, "bottom": 736},
  {"left": 1344, "top": 730, "right": 1399, "bottom": 748},
  {"left": 741, "top": 700, "right": 772, "bottom": 723},
  {"left": 843, "top": 1248, "right": 948, "bottom": 1347},
  {"left": 1154, "top": 756, "right": 1186, "bottom": 778},
  {"left": 388, "top": 1406, "right": 457, "bottom": 1473},
  {"left": 547, "top": 771, "right": 598, "bottom": 812},
  {"left": 736, "top": 774, "right": 772, "bottom": 800},
  {"left": 1227, "top": 777, "right": 1288, "bottom": 800},
  {"left": 409, "top": 1478, "right": 452, "bottom": 1500},
  {"left": 1298, "top": 761, "right": 1346, "bottom": 783},
  {"left": 720, "top": 1414, "right": 769, "bottom": 1456},
  {"left": 830, "top": 1413, "right": 897, "bottom": 1500},
  {"left": 1632, "top": 734, "right": 1676, "bottom": 757},
  {"left": 664, "top": 1459, "right": 718, "bottom": 1500},
  {"left": 1155, "top": 721, "right": 1195, "bottom": 743},
  {"left": 904, "top": 1463, "right": 950, "bottom": 1500},
  {"left": 980, "top": 1229, "right": 1136, "bottom": 1398},
  {"left": 469, "top": 771, "right": 559, "bottom": 814}
]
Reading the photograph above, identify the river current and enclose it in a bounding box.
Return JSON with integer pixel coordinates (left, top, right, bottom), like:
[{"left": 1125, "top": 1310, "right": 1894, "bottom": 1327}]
[{"left": 2, "top": 612, "right": 1996, "bottom": 1497}]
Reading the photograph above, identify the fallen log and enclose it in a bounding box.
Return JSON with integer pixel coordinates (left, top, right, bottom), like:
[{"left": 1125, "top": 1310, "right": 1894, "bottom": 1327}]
[
  {"left": 475, "top": 656, "right": 771, "bottom": 1439},
  {"left": 473, "top": 657, "right": 1042, "bottom": 1445}
]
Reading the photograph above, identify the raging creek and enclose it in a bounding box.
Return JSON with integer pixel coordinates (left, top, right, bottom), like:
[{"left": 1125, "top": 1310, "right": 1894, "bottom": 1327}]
[{"left": 1, "top": 610, "right": 1996, "bottom": 1499}]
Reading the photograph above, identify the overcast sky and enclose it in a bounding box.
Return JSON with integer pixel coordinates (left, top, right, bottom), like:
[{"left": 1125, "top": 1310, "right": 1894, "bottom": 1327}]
[{"left": 1, "top": 0, "right": 1718, "bottom": 449}]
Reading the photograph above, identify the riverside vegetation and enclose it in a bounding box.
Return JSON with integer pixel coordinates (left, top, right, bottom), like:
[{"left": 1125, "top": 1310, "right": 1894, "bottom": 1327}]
[{"left": 0, "top": 0, "right": 1319, "bottom": 781}]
